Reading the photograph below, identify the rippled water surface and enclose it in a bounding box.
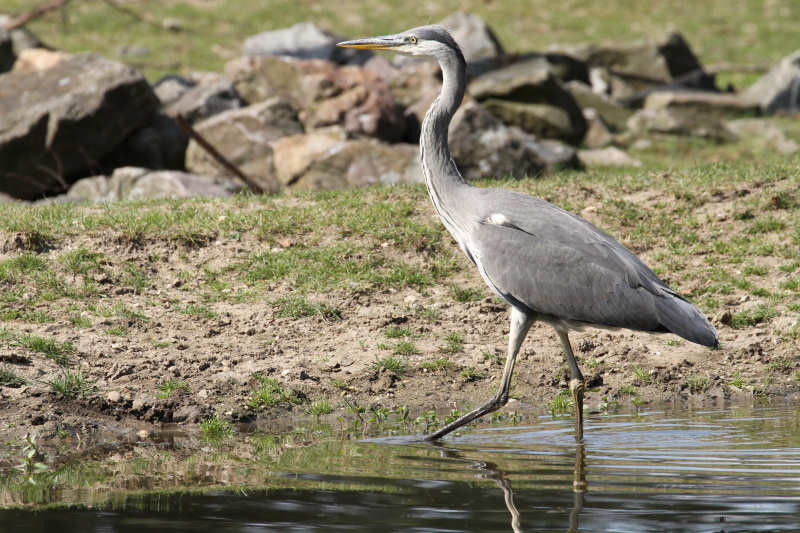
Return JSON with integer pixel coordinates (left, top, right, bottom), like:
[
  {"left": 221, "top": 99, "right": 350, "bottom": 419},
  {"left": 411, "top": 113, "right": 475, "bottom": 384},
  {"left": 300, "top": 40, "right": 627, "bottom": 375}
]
[{"left": 3, "top": 403, "right": 800, "bottom": 532}]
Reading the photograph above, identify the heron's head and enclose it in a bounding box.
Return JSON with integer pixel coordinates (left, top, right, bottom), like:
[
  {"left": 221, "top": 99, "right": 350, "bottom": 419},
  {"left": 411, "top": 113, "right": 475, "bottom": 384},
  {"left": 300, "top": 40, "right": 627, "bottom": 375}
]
[{"left": 337, "top": 25, "right": 460, "bottom": 59}]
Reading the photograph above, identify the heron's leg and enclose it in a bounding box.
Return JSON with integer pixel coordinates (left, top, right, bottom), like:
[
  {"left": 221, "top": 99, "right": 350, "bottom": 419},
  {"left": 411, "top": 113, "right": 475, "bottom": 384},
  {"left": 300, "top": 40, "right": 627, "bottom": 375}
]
[
  {"left": 557, "top": 330, "right": 585, "bottom": 442},
  {"left": 424, "top": 307, "right": 534, "bottom": 441}
]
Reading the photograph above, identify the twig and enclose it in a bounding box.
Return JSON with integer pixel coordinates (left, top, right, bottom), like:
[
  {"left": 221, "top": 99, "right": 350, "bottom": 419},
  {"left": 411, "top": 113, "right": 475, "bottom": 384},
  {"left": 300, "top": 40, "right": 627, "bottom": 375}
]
[
  {"left": 4, "top": 0, "right": 71, "bottom": 31},
  {"left": 174, "top": 115, "right": 266, "bottom": 195}
]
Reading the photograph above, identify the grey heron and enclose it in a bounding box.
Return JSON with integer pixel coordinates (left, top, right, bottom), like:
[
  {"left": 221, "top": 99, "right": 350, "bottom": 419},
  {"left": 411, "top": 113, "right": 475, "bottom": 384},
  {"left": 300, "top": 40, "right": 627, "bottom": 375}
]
[{"left": 338, "top": 26, "right": 718, "bottom": 442}]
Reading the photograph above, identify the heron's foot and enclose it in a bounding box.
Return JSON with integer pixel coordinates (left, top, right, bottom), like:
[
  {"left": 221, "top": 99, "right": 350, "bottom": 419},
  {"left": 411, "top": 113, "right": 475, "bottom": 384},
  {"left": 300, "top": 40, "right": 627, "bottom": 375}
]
[
  {"left": 569, "top": 378, "right": 585, "bottom": 442},
  {"left": 423, "top": 393, "right": 509, "bottom": 441}
]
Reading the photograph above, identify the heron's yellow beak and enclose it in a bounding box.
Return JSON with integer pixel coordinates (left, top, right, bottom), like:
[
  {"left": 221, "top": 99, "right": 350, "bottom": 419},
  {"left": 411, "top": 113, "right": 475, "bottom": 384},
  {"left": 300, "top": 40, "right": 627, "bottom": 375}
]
[{"left": 336, "top": 35, "right": 404, "bottom": 50}]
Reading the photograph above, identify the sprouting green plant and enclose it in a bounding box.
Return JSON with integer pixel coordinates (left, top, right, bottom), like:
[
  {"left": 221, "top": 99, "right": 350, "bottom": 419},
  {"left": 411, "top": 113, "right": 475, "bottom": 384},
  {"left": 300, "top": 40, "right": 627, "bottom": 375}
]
[
  {"left": 200, "top": 415, "right": 233, "bottom": 443},
  {"left": 449, "top": 285, "right": 483, "bottom": 302},
  {"left": 105, "top": 325, "right": 128, "bottom": 337},
  {"left": 178, "top": 304, "right": 217, "bottom": 319},
  {"left": 124, "top": 265, "right": 149, "bottom": 294},
  {"left": 460, "top": 366, "right": 484, "bottom": 382},
  {"left": 687, "top": 374, "right": 711, "bottom": 394},
  {"left": 306, "top": 399, "right": 333, "bottom": 416},
  {"left": 157, "top": 379, "right": 190, "bottom": 399},
  {"left": 406, "top": 304, "right": 440, "bottom": 320},
  {"left": 730, "top": 372, "right": 747, "bottom": 389},
  {"left": 549, "top": 389, "right": 573, "bottom": 414},
  {"left": 384, "top": 326, "right": 413, "bottom": 338},
  {"left": 599, "top": 396, "right": 619, "bottom": 412},
  {"left": 631, "top": 365, "right": 651, "bottom": 383},
  {"left": 379, "top": 340, "right": 419, "bottom": 356},
  {"left": 618, "top": 385, "right": 637, "bottom": 396},
  {"left": 14, "top": 434, "right": 48, "bottom": 484},
  {"left": 727, "top": 304, "right": 778, "bottom": 329},
  {"left": 273, "top": 296, "right": 341, "bottom": 320},
  {"left": 372, "top": 356, "right": 407, "bottom": 373},
  {"left": 47, "top": 370, "right": 93, "bottom": 399},
  {"left": 247, "top": 375, "right": 299, "bottom": 410},
  {"left": 441, "top": 332, "right": 464, "bottom": 354},
  {"left": 421, "top": 357, "right": 453, "bottom": 372},
  {"left": 331, "top": 377, "right": 348, "bottom": 391},
  {"left": 584, "top": 357, "right": 602, "bottom": 370},
  {"left": 70, "top": 314, "right": 93, "bottom": 328},
  {"left": 16, "top": 333, "right": 73, "bottom": 366},
  {"left": 0, "top": 365, "right": 26, "bottom": 387}
]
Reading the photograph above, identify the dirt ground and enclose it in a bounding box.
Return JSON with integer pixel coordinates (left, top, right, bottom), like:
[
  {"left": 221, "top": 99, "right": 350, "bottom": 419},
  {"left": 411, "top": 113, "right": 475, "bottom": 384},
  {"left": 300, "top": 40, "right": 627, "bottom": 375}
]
[{"left": 1, "top": 182, "right": 799, "bottom": 466}]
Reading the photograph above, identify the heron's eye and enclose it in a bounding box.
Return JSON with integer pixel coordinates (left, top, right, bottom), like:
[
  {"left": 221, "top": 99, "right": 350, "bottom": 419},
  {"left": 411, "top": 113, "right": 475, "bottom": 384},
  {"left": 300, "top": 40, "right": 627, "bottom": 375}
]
[{"left": 406, "top": 36, "right": 417, "bottom": 44}]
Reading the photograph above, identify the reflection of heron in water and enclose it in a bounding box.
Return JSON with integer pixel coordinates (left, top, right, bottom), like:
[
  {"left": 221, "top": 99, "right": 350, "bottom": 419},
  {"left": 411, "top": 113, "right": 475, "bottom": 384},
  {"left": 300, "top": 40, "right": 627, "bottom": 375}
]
[
  {"left": 430, "top": 442, "right": 587, "bottom": 533},
  {"left": 339, "top": 27, "right": 718, "bottom": 442}
]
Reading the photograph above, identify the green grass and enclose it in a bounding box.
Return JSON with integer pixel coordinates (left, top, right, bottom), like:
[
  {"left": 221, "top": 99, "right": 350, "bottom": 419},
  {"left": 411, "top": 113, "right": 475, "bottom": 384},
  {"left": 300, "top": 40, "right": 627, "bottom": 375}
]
[
  {"left": 687, "top": 374, "right": 711, "bottom": 394},
  {"left": 157, "top": 379, "right": 190, "bottom": 399},
  {"left": 440, "top": 332, "right": 464, "bottom": 354},
  {"left": 5, "top": 0, "right": 799, "bottom": 84},
  {"left": 247, "top": 376, "right": 299, "bottom": 410},
  {"left": 13, "top": 332, "right": 74, "bottom": 366},
  {"left": 384, "top": 326, "right": 414, "bottom": 338},
  {"left": 378, "top": 341, "right": 420, "bottom": 356},
  {"left": 631, "top": 365, "right": 651, "bottom": 383},
  {"left": 727, "top": 304, "right": 779, "bottom": 329},
  {"left": 448, "top": 285, "right": 483, "bottom": 303},
  {"left": 47, "top": 370, "right": 93, "bottom": 399},
  {"left": 178, "top": 304, "right": 217, "bottom": 320},
  {"left": 549, "top": 389, "right": 573, "bottom": 414},
  {"left": 420, "top": 357, "right": 454, "bottom": 372},
  {"left": 200, "top": 415, "right": 234, "bottom": 443},
  {"left": 306, "top": 399, "right": 334, "bottom": 416},
  {"left": 460, "top": 366, "right": 484, "bottom": 383},
  {"left": 372, "top": 356, "right": 407, "bottom": 373},
  {"left": 272, "top": 296, "right": 342, "bottom": 320},
  {"left": 730, "top": 372, "right": 747, "bottom": 389},
  {"left": 0, "top": 365, "right": 26, "bottom": 387}
]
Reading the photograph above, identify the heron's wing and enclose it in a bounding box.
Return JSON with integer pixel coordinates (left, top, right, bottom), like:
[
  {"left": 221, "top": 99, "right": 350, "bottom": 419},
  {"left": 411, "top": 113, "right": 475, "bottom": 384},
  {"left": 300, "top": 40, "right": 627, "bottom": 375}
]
[{"left": 468, "top": 190, "right": 717, "bottom": 345}]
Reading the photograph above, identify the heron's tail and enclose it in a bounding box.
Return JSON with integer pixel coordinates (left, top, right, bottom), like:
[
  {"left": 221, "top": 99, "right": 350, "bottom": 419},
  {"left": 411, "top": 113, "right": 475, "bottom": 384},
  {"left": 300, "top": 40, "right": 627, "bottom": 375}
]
[{"left": 656, "top": 291, "right": 719, "bottom": 348}]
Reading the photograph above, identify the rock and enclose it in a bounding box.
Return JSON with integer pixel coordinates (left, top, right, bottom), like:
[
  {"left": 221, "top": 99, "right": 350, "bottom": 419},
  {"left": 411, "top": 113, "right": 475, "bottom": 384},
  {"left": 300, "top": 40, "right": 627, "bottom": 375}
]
[
  {"left": 185, "top": 98, "right": 303, "bottom": 192},
  {"left": 154, "top": 74, "right": 244, "bottom": 124},
  {"left": 482, "top": 99, "right": 584, "bottom": 145},
  {"left": 243, "top": 22, "right": 371, "bottom": 65},
  {"left": 742, "top": 50, "right": 800, "bottom": 114},
  {"left": 226, "top": 55, "right": 405, "bottom": 141},
  {"left": 0, "top": 26, "right": 12, "bottom": 73},
  {"left": 588, "top": 67, "right": 637, "bottom": 100},
  {"left": 439, "top": 11, "right": 503, "bottom": 73},
  {"left": 725, "top": 118, "right": 799, "bottom": 154},
  {"left": 0, "top": 53, "right": 159, "bottom": 200},
  {"left": 627, "top": 107, "right": 736, "bottom": 141},
  {"left": 173, "top": 405, "right": 202, "bottom": 423},
  {"left": 290, "top": 138, "right": 421, "bottom": 190},
  {"left": 11, "top": 48, "right": 71, "bottom": 72},
  {"left": 449, "top": 101, "right": 579, "bottom": 180},
  {"left": 565, "top": 80, "right": 634, "bottom": 131},
  {"left": 581, "top": 108, "right": 614, "bottom": 148},
  {"left": 386, "top": 61, "right": 443, "bottom": 141},
  {"left": 0, "top": 15, "right": 46, "bottom": 72},
  {"left": 578, "top": 147, "right": 642, "bottom": 167},
  {"left": 107, "top": 390, "right": 121, "bottom": 402},
  {"left": 469, "top": 62, "right": 586, "bottom": 144},
  {"left": 102, "top": 113, "right": 187, "bottom": 171},
  {"left": 67, "top": 167, "right": 243, "bottom": 202},
  {"left": 270, "top": 127, "right": 348, "bottom": 186},
  {"left": 643, "top": 90, "right": 759, "bottom": 117},
  {"left": 550, "top": 32, "right": 703, "bottom": 90}
]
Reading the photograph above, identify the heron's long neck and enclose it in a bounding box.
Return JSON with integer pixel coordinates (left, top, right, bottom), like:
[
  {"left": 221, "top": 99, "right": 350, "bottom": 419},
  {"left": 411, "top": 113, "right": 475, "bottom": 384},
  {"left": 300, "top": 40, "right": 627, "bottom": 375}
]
[{"left": 420, "top": 49, "right": 468, "bottom": 238}]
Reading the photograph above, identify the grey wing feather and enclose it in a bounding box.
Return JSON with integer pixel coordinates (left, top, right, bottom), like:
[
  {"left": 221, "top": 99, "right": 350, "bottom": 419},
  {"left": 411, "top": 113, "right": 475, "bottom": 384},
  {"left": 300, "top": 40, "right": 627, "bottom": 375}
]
[{"left": 469, "top": 189, "right": 718, "bottom": 347}]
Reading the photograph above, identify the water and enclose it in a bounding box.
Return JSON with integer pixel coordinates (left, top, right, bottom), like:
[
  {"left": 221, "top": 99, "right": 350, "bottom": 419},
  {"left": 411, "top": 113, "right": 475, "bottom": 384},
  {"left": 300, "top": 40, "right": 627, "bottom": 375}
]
[{"left": 2, "top": 403, "right": 800, "bottom": 532}]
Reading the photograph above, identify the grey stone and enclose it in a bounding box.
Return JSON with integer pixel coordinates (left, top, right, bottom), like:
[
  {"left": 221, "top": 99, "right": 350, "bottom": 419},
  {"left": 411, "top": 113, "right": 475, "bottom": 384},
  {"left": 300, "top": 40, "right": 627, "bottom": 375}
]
[
  {"left": 578, "top": 147, "right": 642, "bottom": 167},
  {"left": 67, "top": 167, "right": 242, "bottom": 202},
  {"left": 291, "top": 138, "right": 421, "bottom": 190},
  {"left": 725, "top": 118, "right": 799, "bottom": 154},
  {"left": 185, "top": 98, "right": 303, "bottom": 193},
  {"left": 643, "top": 90, "right": 759, "bottom": 117},
  {"left": 581, "top": 108, "right": 614, "bottom": 148},
  {"left": 243, "top": 22, "right": 370, "bottom": 65},
  {"left": 0, "top": 53, "right": 159, "bottom": 200},
  {"left": 226, "top": 55, "right": 405, "bottom": 141},
  {"left": 156, "top": 74, "right": 244, "bottom": 124},
  {"left": 482, "top": 99, "right": 584, "bottom": 145},
  {"left": 270, "top": 127, "right": 348, "bottom": 186},
  {"left": 742, "top": 50, "right": 800, "bottom": 114},
  {"left": 627, "top": 107, "right": 735, "bottom": 141},
  {"left": 449, "top": 101, "right": 578, "bottom": 180},
  {"left": 0, "top": 15, "right": 46, "bottom": 72},
  {"left": 550, "top": 32, "right": 703, "bottom": 90},
  {"left": 101, "top": 113, "right": 188, "bottom": 171},
  {"left": 469, "top": 62, "right": 586, "bottom": 144},
  {"left": 565, "top": 80, "right": 634, "bottom": 131},
  {"left": 439, "top": 11, "right": 503, "bottom": 65}
]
